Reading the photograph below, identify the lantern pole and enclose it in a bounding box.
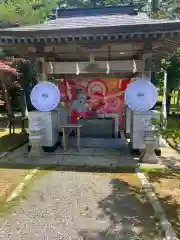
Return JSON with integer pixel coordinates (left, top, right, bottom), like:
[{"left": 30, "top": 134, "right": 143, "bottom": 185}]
[{"left": 162, "top": 70, "right": 167, "bottom": 129}]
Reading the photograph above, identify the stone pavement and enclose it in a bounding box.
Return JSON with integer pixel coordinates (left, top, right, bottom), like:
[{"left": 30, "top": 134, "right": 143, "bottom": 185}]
[
  {"left": 0, "top": 136, "right": 180, "bottom": 171},
  {"left": 160, "top": 144, "right": 180, "bottom": 169},
  {"left": 0, "top": 143, "right": 138, "bottom": 170},
  {"left": 0, "top": 171, "right": 162, "bottom": 240}
]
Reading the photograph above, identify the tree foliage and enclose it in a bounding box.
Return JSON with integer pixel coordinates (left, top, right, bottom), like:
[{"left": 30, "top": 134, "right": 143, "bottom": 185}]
[
  {"left": 0, "top": 59, "right": 37, "bottom": 113},
  {"left": 156, "top": 52, "right": 180, "bottom": 94},
  {"left": 11, "top": 59, "right": 37, "bottom": 110},
  {"left": 150, "top": 1, "right": 180, "bottom": 116},
  {"left": 0, "top": 0, "right": 58, "bottom": 25}
]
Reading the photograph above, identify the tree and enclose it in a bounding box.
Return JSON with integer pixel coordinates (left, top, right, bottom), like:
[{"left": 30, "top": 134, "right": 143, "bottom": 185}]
[
  {"left": 0, "top": 0, "right": 58, "bottom": 25},
  {"left": 150, "top": 0, "right": 180, "bottom": 117},
  {"left": 0, "top": 61, "right": 19, "bottom": 133},
  {"left": 156, "top": 52, "right": 180, "bottom": 116},
  {"left": 0, "top": 58, "right": 38, "bottom": 133},
  {"left": 0, "top": 0, "right": 58, "bottom": 132},
  {"left": 11, "top": 59, "right": 37, "bottom": 111}
]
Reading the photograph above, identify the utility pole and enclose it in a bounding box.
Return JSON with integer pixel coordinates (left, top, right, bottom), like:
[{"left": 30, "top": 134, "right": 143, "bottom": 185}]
[
  {"left": 152, "top": 0, "right": 159, "bottom": 13},
  {"left": 162, "top": 70, "right": 167, "bottom": 128},
  {"left": 91, "top": 0, "right": 97, "bottom": 8}
]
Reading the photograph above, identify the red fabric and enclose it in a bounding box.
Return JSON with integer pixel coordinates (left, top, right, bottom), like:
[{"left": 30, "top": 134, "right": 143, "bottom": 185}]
[
  {"left": 87, "top": 91, "right": 105, "bottom": 111},
  {"left": 58, "top": 78, "right": 131, "bottom": 128},
  {"left": 120, "top": 78, "right": 131, "bottom": 91},
  {"left": 0, "top": 61, "right": 17, "bottom": 74}
]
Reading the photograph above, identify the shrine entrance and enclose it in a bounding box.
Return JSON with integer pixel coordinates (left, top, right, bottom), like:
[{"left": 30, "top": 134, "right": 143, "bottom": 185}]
[{"left": 1, "top": 5, "right": 180, "bottom": 153}]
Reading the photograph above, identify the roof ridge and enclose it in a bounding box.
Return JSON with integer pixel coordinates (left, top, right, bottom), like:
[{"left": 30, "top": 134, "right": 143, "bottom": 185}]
[
  {"left": 45, "top": 12, "right": 150, "bottom": 24},
  {"left": 48, "top": 5, "right": 138, "bottom": 20}
]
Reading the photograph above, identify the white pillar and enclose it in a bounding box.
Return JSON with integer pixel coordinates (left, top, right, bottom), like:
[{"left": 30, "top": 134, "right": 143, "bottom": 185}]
[{"left": 162, "top": 70, "right": 167, "bottom": 126}]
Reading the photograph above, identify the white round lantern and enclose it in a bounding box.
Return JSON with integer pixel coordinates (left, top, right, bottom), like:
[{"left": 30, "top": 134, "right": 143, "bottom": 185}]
[
  {"left": 125, "top": 80, "right": 158, "bottom": 112},
  {"left": 30, "top": 81, "right": 60, "bottom": 112}
]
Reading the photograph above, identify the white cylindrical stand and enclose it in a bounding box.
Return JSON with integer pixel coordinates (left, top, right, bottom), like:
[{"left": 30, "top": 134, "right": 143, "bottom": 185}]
[
  {"left": 28, "top": 118, "right": 44, "bottom": 157},
  {"left": 139, "top": 131, "right": 159, "bottom": 164}
]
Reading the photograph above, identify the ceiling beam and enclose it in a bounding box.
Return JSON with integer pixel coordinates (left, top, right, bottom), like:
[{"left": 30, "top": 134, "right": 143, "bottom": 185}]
[{"left": 165, "top": 39, "right": 180, "bottom": 46}]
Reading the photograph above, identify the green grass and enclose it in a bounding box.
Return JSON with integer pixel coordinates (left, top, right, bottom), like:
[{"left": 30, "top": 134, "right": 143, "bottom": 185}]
[
  {"left": 139, "top": 167, "right": 167, "bottom": 173},
  {"left": 158, "top": 90, "right": 178, "bottom": 104},
  {"left": 155, "top": 94, "right": 180, "bottom": 143},
  {"left": 0, "top": 133, "right": 28, "bottom": 152},
  {"left": 166, "top": 115, "right": 180, "bottom": 143},
  {"left": 0, "top": 128, "right": 22, "bottom": 137},
  {"left": 167, "top": 115, "right": 180, "bottom": 128}
]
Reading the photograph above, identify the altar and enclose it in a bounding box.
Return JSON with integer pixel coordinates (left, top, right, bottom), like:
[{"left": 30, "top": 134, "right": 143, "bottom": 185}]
[{"left": 77, "top": 113, "right": 119, "bottom": 138}]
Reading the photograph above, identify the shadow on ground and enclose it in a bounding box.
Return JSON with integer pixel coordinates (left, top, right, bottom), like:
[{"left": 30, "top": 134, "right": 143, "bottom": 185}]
[
  {"left": 148, "top": 171, "right": 180, "bottom": 239},
  {"left": 0, "top": 162, "right": 137, "bottom": 173},
  {"left": 79, "top": 178, "right": 162, "bottom": 240},
  {"left": 160, "top": 156, "right": 180, "bottom": 169}
]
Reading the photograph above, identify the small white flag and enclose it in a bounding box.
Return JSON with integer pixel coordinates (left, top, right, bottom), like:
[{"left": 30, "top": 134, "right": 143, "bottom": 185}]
[
  {"left": 49, "top": 62, "right": 54, "bottom": 74},
  {"left": 76, "top": 62, "right": 80, "bottom": 75},
  {"left": 133, "top": 59, "right": 137, "bottom": 73},
  {"left": 106, "top": 61, "right": 110, "bottom": 74}
]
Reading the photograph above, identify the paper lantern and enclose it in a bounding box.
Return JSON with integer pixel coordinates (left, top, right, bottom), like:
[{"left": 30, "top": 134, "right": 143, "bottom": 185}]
[
  {"left": 125, "top": 80, "right": 158, "bottom": 112},
  {"left": 30, "top": 81, "right": 60, "bottom": 112}
]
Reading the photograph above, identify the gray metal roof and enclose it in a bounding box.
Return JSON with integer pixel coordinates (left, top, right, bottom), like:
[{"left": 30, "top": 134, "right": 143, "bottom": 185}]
[
  {"left": 1, "top": 13, "right": 180, "bottom": 33},
  {"left": 1, "top": 11, "right": 180, "bottom": 45}
]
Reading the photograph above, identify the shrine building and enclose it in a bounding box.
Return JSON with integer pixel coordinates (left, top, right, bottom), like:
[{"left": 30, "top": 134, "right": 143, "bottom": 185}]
[{"left": 1, "top": 4, "right": 180, "bottom": 148}]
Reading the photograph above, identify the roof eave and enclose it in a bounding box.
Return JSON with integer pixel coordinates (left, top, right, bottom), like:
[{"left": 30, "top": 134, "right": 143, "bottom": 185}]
[
  {"left": 0, "top": 21, "right": 180, "bottom": 35},
  {"left": 0, "top": 22, "right": 180, "bottom": 45}
]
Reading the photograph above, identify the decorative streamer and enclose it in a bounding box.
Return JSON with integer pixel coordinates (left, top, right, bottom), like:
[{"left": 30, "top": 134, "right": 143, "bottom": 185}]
[
  {"left": 132, "top": 59, "right": 137, "bottom": 73},
  {"left": 76, "top": 62, "right": 80, "bottom": 75},
  {"left": 106, "top": 61, "right": 110, "bottom": 74},
  {"left": 49, "top": 62, "right": 54, "bottom": 74}
]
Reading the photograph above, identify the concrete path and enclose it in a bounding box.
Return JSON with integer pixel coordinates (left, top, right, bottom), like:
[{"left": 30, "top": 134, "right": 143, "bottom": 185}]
[
  {"left": 161, "top": 144, "right": 180, "bottom": 169},
  {"left": 0, "top": 171, "right": 161, "bottom": 240}
]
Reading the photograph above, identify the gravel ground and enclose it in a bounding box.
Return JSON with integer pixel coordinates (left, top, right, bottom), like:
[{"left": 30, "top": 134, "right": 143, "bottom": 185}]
[{"left": 0, "top": 171, "right": 162, "bottom": 240}]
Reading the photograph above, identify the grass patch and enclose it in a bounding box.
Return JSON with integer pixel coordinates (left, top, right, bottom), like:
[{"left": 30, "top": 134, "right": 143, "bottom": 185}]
[
  {"left": 0, "top": 132, "right": 28, "bottom": 152},
  {"left": 0, "top": 168, "right": 32, "bottom": 202},
  {"left": 52, "top": 164, "right": 137, "bottom": 173},
  {"left": 139, "top": 167, "right": 167, "bottom": 173},
  {"left": 0, "top": 163, "right": 138, "bottom": 173},
  {"left": 167, "top": 116, "right": 180, "bottom": 129},
  {"left": 0, "top": 128, "right": 22, "bottom": 137},
  {"left": 166, "top": 116, "right": 180, "bottom": 144},
  {"left": 0, "top": 168, "right": 49, "bottom": 217}
]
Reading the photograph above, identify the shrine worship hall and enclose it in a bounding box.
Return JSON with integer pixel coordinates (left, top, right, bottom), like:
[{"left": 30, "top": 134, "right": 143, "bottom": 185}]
[{"left": 1, "top": 4, "right": 180, "bottom": 154}]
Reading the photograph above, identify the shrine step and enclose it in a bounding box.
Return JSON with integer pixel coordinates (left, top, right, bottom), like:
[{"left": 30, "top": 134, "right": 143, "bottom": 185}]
[{"left": 64, "top": 137, "right": 128, "bottom": 150}]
